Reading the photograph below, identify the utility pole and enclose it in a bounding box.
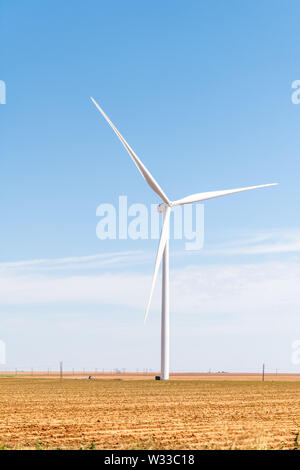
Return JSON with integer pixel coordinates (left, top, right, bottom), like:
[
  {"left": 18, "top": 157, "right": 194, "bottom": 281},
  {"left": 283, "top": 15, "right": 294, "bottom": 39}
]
[
  {"left": 60, "top": 361, "right": 63, "bottom": 380},
  {"left": 262, "top": 363, "right": 265, "bottom": 382}
]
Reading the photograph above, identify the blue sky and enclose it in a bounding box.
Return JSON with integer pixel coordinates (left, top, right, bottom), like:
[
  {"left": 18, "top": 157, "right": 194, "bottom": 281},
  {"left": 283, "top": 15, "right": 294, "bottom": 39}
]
[{"left": 0, "top": 0, "right": 300, "bottom": 372}]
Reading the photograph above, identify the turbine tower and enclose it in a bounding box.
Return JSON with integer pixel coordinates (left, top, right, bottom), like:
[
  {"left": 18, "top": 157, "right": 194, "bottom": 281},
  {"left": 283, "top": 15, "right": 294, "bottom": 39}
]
[{"left": 91, "top": 97, "right": 278, "bottom": 380}]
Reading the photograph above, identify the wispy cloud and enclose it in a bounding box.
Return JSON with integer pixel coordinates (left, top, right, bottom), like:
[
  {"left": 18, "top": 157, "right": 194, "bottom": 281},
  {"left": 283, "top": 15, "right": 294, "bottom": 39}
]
[
  {"left": 0, "top": 251, "right": 149, "bottom": 272},
  {"left": 0, "top": 260, "right": 299, "bottom": 322},
  {"left": 1, "top": 230, "right": 299, "bottom": 275},
  {"left": 203, "top": 230, "right": 300, "bottom": 256},
  {"left": 0, "top": 236, "right": 299, "bottom": 322},
  {"left": 172, "top": 261, "right": 300, "bottom": 318}
]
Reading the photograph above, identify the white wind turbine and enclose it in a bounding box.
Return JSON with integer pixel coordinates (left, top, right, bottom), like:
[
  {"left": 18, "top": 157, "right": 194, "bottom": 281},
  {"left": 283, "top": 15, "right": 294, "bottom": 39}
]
[{"left": 91, "top": 97, "right": 278, "bottom": 380}]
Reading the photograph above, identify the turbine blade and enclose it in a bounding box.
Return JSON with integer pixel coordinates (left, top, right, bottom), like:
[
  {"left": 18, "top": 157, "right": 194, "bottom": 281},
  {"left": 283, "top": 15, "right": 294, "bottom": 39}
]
[
  {"left": 144, "top": 206, "right": 171, "bottom": 323},
  {"left": 90, "top": 97, "right": 170, "bottom": 204},
  {"left": 172, "top": 183, "right": 278, "bottom": 206}
]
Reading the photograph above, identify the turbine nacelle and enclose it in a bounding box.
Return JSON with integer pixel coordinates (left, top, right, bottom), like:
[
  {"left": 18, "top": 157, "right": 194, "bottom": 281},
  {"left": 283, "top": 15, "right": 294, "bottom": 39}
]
[{"left": 157, "top": 203, "right": 170, "bottom": 213}]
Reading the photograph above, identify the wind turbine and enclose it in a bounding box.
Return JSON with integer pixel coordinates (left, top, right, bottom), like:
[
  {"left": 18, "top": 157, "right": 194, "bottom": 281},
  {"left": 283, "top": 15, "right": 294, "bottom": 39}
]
[{"left": 91, "top": 97, "right": 278, "bottom": 380}]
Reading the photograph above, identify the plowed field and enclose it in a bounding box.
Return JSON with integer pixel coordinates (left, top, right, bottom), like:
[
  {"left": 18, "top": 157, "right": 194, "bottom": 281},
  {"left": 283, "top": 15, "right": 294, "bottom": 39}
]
[{"left": 0, "top": 377, "right": 300, "bottom": 450}]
